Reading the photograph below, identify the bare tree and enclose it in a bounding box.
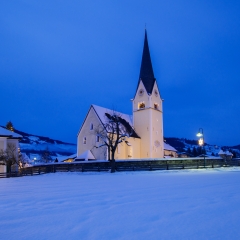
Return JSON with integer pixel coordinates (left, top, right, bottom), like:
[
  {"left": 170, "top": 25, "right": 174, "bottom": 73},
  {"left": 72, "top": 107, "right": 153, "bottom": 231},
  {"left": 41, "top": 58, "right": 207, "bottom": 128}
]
[
  {"left": 0, "top": 143, "right": 21, "bottom": 173},
  {"left": 94, "top": 111, "right": 133, "bottom": 173}
]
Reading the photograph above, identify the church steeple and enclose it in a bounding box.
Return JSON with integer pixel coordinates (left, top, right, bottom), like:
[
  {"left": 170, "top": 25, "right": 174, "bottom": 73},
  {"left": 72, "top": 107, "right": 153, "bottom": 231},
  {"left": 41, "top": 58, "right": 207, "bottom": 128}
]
[
  {"left": 133, "top": 30, "right": 164, "bottom": 159},
  {"left": 138, "top": 30, "right": 156, "bottom": 95}
]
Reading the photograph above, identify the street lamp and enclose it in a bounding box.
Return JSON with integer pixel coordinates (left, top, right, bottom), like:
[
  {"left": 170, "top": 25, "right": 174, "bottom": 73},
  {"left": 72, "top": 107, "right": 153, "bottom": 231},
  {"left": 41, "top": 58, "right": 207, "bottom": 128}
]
[{"left": 196, "top": 128, "right": 206, "bottom": 167}]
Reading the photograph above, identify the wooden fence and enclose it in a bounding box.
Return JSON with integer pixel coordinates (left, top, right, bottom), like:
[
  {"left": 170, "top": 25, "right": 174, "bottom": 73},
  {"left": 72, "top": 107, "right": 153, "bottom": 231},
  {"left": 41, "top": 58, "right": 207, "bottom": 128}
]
[{"left": 1, "top": 158, "right": 240, "bottom": 178}]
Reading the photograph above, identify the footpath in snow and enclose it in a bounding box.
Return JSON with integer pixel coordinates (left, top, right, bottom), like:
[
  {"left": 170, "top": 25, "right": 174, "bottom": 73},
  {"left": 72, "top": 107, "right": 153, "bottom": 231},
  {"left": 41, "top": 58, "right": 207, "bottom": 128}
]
[{"left": 1, "top": 168, "right": 240, "bottom": 240}]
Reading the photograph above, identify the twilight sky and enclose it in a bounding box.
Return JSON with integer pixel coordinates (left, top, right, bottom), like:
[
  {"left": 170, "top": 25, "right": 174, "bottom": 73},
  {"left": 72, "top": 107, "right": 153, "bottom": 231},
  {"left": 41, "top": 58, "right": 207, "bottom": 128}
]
[{"left": 1, "top": 0, "right": 240, "bottom": 146}]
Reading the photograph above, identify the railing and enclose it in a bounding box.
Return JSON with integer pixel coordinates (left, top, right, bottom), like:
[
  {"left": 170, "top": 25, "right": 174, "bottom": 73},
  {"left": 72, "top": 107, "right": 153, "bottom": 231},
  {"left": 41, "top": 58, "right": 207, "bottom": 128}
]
[{"left": 1, "top": 158, "right": 240, "bottom": 178}]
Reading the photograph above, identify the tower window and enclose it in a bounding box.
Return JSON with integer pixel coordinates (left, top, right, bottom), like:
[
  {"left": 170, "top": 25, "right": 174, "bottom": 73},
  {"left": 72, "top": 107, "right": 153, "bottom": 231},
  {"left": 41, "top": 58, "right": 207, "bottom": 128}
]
[
  {"left": 138, "top": 102, "right": 145, "bottom": 109},
  {"left": 90, "top": 123, "right": 93, "bottom": 130},
  {"left": 154, "top": 103, "right": 159, "bottom": 110},
  {"left": 83, "top": 137, "right": 87, "bottom": 144},
  {"left": 96, "top": 135, "right": 100, "bottom": 143}
]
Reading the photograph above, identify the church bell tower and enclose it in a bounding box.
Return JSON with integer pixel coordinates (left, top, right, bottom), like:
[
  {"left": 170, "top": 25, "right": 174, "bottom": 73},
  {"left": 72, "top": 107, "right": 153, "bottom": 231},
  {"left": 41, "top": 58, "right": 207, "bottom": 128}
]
[{"left": 132, "top": 30, "right": 164, "bottom": 158}]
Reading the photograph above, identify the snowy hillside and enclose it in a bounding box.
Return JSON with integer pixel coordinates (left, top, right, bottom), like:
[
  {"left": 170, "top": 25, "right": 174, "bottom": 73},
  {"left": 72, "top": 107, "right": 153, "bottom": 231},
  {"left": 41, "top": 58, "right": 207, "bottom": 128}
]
[
  {"left": 0, "top": 126, "right": 77, "bottom": 160},
  {"left": 165, "top": 137, "right": 240, "bottom": 157}
]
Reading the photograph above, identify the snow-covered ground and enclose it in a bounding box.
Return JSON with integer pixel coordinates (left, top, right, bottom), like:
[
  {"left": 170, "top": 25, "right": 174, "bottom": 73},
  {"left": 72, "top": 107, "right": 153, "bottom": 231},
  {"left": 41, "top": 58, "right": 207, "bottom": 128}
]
[{"left": 1, "top": 168, "right": 240, "bottom": 239}]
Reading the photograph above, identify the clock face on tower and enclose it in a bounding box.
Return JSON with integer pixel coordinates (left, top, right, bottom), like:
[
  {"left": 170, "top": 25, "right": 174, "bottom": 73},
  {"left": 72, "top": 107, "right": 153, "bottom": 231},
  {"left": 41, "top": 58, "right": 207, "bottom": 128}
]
[{"left": 138, "top": 89, "right": 144, "bottom": 96}]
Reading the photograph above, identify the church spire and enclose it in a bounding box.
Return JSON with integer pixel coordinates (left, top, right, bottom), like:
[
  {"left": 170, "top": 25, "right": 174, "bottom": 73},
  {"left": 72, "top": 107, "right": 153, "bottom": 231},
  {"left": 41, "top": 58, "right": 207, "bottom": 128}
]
[{"left": 138, "top": 30, "right": 156, "bottom": 94}]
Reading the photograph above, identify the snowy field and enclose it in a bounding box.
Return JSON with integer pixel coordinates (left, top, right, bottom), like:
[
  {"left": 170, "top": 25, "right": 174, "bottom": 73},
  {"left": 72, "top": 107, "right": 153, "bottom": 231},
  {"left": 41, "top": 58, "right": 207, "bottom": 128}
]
[{"left": 1, "top": 168, "right": 240, "bottom": 240}]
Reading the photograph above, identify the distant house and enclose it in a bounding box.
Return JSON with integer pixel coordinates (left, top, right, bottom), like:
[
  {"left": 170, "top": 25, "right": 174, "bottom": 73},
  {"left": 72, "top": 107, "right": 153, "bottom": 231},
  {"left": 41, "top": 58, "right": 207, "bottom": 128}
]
[
  {"left": 56, "top": 153, "right": 77, "bottom": 162},
  {"left": 0, "top": 127, "right": 22, "bottom": 173},
  {"left": 164, "top": 142, "right": 178, "bottom": 158}
]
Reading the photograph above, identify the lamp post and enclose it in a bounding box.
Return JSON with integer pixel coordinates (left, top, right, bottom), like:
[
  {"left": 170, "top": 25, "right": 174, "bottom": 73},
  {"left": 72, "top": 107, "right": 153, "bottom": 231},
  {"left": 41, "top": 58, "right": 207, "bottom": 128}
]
[{"left": 196, "top": 128, "right": 205, "bottom": 167}]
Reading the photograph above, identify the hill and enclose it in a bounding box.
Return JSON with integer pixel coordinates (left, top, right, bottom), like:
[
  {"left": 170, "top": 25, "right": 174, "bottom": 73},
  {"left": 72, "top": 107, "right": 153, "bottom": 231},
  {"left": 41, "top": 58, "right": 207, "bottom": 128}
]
[
  {"left": 1, "top": 126, "right": 77, "bottom": 160},
  {"left": 165, "top": 137, "right": 240, "bottom": 157}
]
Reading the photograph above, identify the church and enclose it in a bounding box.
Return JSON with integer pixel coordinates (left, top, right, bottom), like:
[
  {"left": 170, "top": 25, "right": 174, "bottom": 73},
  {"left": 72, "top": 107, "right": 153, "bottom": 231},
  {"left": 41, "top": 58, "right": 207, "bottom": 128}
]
[{"left": 77, "top": 31, "right": 176, "bottom": 160}]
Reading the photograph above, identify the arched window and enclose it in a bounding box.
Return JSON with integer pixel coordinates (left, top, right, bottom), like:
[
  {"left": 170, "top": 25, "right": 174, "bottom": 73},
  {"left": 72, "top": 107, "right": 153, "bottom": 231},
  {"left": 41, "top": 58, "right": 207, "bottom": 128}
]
[
  {"left": 83, "top": 137, "right": 87, "bottom": 144},
  {"left": 90, "top": 123, "right": 93, "bottom": 130},
  {"left": 138, "top": 102, "right": 145, "bottom": 109},
  {"left": 154, "top": 103, "right": 159, "bottom": 110}
]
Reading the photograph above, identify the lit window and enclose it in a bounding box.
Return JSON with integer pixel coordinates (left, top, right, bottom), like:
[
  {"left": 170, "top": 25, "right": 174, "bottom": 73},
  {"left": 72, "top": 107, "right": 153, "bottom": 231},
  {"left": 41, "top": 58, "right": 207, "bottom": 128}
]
[
  {"left": 154, "top": 103, "right": 159, "bottom": 110},
  {"left": 90, "top": 123, "right": 93, "bottom": 130},
  {"left": 138, "top": 102, "right": 145, "bottom": 109},
  {"left": 83, "top": 137, "right": 87, "bottom": 144},
  {"left": 96, "top": 136, "right": 100, "bottom": 143}
]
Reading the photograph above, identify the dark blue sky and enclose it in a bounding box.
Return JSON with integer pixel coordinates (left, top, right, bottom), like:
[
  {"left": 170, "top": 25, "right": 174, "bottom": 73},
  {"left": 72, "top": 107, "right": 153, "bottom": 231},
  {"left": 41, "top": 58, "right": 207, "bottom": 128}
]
[{"left": 1, "top": 0, "right": 240, "bottom": 146}]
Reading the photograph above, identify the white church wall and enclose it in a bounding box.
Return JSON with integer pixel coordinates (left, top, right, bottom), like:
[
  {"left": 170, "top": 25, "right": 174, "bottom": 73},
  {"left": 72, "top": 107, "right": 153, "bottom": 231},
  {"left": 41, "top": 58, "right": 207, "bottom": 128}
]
[
  {"left": 114, "top": 137, "right": 141, "bottom": 159},
  {"left": 151, "top": 109, "right": 164, "bottom": 158},
  {"left": 77, "top": 107, "right": 107, "bottom": 160}
]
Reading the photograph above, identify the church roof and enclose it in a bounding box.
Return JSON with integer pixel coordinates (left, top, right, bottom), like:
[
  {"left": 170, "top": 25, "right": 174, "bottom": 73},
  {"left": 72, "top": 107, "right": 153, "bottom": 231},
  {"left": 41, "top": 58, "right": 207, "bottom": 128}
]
[
  {"left": 92, "top": 105, "right": 140, "bottom": 138},
  {"left": 137, "top": 30, "right": 156, "bottom": 95}
]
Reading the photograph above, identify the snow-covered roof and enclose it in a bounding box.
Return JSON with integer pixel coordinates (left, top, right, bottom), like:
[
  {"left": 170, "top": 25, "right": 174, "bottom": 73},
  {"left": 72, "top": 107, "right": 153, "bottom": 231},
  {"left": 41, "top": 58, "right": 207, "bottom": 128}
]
[
  {"left": 218, "top": 150, "right": 225, "bottom": 155},
  {"left": 92, "top": 105, "right": 133, "bottom": 126},
  {"left": 76, "top": 150, "right": 95, "bottom": 161},
  {"left": 164, "top": 142, "right": 177, "bottom": 152},
  {"left": 92, "top": 105, "right": 140, "bottom": 138},
  {"left": 0, "top": 127, "right": 22, "bottom": 138},
  {"left": 226, "top": 151, "right": 233, "bottom": 156},
  {"left": 57, "top": 153, "right": 77, "bottom": 162}
]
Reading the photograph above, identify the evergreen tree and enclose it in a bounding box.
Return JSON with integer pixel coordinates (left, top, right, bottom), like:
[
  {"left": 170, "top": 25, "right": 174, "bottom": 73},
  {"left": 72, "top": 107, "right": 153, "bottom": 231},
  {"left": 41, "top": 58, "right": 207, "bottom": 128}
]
[
  {"left": 187, "top": 147, "right": 192, "bottom": 154},
  {"left": 211, "top": 152, "right": 215, "bottom": 156},
  {"left": 202, "top": 148, "right": 206, "bottom": 155},
  {"left": 197, "top": 147, "right": 202, "bottom": 155},
  {"left": 6, "top": 121, "right": 14, "bottom": 132},
  {"left": 192, "top": 147, "right": 197, "bottom": 157}
]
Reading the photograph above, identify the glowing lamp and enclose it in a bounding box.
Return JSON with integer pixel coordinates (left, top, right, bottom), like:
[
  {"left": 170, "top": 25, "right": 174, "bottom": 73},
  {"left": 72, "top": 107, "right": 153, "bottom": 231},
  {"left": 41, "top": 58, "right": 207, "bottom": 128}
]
[
  {"left": 196, "top": 132, "right": 203, "bottom": 137},
  {"left": 198, "top": 138, "right": 204, "bottom": 146}
]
